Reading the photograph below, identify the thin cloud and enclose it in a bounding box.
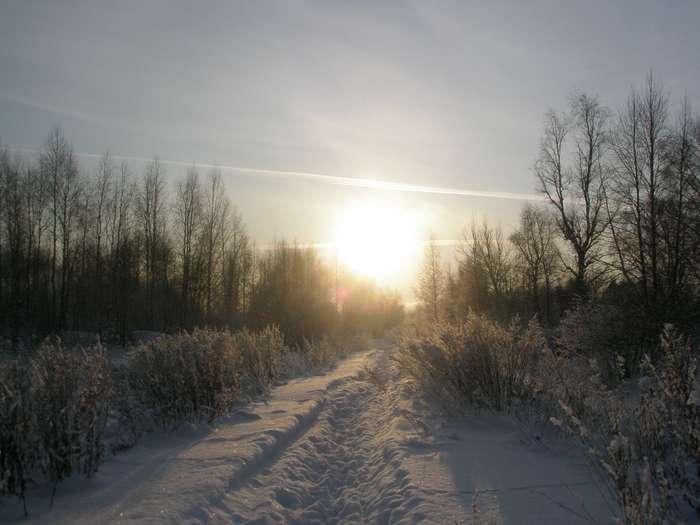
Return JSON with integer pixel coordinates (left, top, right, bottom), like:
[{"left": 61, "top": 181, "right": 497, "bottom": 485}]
[
  {"left": 0, "top": 92, "right": 104, "bottom": 126},
  {"left": 6, "top": 145, "right": 543, "bottom": 202}
]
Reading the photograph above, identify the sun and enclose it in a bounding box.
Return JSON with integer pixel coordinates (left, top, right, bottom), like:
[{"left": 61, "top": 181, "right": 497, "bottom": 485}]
[{"left": 334, "top": 203, "right": 419, "bottom": 282}]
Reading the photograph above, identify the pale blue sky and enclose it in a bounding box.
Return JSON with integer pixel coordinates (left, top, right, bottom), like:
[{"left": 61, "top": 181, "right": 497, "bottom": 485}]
[{"left": 1, "top": 1, "right": 699, "bottom": 293}]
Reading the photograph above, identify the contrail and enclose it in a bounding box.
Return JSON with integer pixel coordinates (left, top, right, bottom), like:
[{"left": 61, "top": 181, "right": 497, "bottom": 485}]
[
  {"left": 6, "top": 145, "right": 543, "bottom": 202},
  {"left": 257, "top": 239, "right": 463, "bottom": 250},
  {"left": 0, "top": 92, "right": 105, "bottom": 127}
]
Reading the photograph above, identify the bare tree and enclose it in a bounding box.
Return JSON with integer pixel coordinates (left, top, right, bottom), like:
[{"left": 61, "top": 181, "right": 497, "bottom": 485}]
[
  {"left": 609, "top": 74, "right": 671, "bottom": 305},
  {"left": 56, "top": 148, "right": 80, "bottom": 329},
  {"left": 510, "top": 204, "right": 559, "bottom": 321},
  {"left": 40, "top": 128, "right": 76, "bottom": 329},
  {"left": 469, "top": 220, "right": 512, "bottom": 301},
  {"left": 416, "top": 237, "right": 445, "bottom": 323},
  {"left": 0, "top": 145, "right": 5, "bottom": 314},
  {"left": 108, "top": 161, "right": 133, "bottom": 261},
  {"left": 92, "top": 152, "right": 114, "bottom": 332},
  {"left": 174, "top": 167, "right": 202, "bottom": 326},
  {"left": 536, "top": 94, "right": 609, "bottom": 294},
  {"left": 222, "top": 209, "right": 252, "bottom": 327},
  {"left": 75, "top": 170, "right": 93, "bottom": 327},
  {"left": 200, "top": 170, "right": 230, "bottom": 321},
  {"left": 136, "top": 158, "right": 168, "bottom": 325},
  {"left": 662, "top": 96, "right": 698, "bottom": 299},
  {"left": 23, "top": 159, "right": 49, "bottom": 327},
  {"left": 1, "top": 152, "right": 27, "bottom": 339},
  {"left": 108, "top": 161, "right": 137, "bottom": 341}
]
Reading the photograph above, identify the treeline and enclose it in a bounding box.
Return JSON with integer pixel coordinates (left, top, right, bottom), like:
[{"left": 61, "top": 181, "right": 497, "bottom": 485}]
[
  {"left": 0, "top": 129, "right": 403, "bottom": 344},
  {"left": 418, "top": 74, "right": 700, "bottom": 349}
]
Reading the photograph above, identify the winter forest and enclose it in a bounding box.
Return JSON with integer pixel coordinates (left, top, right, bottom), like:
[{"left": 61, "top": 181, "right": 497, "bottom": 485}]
[
  {"left": 2, "top": 2, "right": 700, "bottom": 524},
  {"left": 419, "top": 76, "right": 700, "bottom": 355},
  {"left": 0, "top": 131, "right": 403, "bottom": 344}
]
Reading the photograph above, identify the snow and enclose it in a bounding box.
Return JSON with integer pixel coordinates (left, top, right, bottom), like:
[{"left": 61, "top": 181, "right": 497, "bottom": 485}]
[
  {"left": 1, "top": 343, "right": 616, "bottom": 524},
  {"left": 402, "top": 413, "right": 616, "bottom": 524}
]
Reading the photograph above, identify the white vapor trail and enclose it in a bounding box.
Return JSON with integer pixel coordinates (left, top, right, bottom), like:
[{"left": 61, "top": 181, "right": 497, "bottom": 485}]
[
  {"left": 257, "top": 239, "right": 462, "bottom": 250},
  {"left": 6, "top": 146, "right": 543, "bottom": 202}
]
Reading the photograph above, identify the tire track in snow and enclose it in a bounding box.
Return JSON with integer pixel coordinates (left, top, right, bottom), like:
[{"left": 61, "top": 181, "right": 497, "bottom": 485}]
[{"left": 199, "top": 368, "right": 431, "bottom": 524}]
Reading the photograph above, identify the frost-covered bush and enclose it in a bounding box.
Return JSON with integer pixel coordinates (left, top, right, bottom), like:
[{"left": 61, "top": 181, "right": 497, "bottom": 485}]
[
  {"left": 109, "top": 362, "right": 148, "bottom": 452},
  {"left": 127, "top": 329, "right": 242, "bottom": 427},
  {"left": 1, "top": 326, "right": 367, "bottom": 511},
  {"left": 632, "top": 326, "right": 698, "bottom": 519},
  {"left": 285, "top": 332, "right": 369, "bottom": 377},
  {"left": 552, "top": 325, "right": 700, "bottom": 524},
  {"left": 0, "top": 360, "right": 36, "bottom": 512},
  {"left": 396, "top": 311, "right": 700, "bottom": 522},
  {"left": 394, "top": 314, "right": 546, "bottom": 411},
  {"left": 33, "top": 341, "right": 113, "bottom": 491},
  {"left": 232, "top": 326, "right": 284, "bottom": 394},
  {"left": 297, "top": 337, "right": 334, "bottom": 369},
  {"left": 557, "top": 300, "right": 655, "bottom": 382},
  {"left": 0, "top": 340, "right": 112, "bottom": 512},
  {"left": 278, "top": 348, "right": 315, "bottom": 380},
  {"left": 340, "top": 331, "right": 370, "bottom": 355},
  {"left": 539, "top": 328, "right": 614, "bottom": 423}
]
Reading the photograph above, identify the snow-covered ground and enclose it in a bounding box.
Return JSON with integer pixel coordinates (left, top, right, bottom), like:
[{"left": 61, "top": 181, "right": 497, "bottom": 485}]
[{"left": 1, "top": 343, "right": 615, "bottom": 524}]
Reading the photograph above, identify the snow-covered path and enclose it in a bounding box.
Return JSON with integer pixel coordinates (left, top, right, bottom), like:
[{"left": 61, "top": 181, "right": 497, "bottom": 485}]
[
  {"left": 6, "top": 345, "right": 447, "bottom": 524},
  {"left": 211, "top": 366, "right": 431, "bottom": 524},
  {"left": 3, "top": 343, "right": 615, "bottom": 524}
]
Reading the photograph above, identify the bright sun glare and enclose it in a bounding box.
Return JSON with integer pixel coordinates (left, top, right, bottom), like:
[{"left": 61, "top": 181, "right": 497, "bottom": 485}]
[{"left": 335, "top": 203, "right": 420, "bottom": 283}]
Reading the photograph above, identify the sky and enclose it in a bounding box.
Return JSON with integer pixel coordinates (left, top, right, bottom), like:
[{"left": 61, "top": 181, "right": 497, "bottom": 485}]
[{"left": 1, "top": 0, "right": 699, "bottom": 296}]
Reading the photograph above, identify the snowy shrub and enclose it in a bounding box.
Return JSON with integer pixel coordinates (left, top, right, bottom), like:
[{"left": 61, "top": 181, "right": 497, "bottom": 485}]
[
  {"left": 232, "top": 326, "right": 283, "bottom": 394},
  {"left": 294, "top": 332, "right": 369, "bottom": 371},
  {"left": 557, "top": 300, "right": 653, "bottom": 382},
  {"left": 394, "top": 314, "right": 546, "bottom": 411},
  {"left": 278, "top": 348, "right": 315, "bottom": 380},
  {"left": 0, "top": 340, "right": 112, "bottom": 511},
  {"left": 109, "top": 362, "right": 148, "bottom": 452},
  {"left": 0, "top": 359, "right": 36, "bottom": 513},
  {"left": 32, "top": 341, "right": 113, "bottom": 495},
  {"left": 637, "top": 326, "right": 699, "bottom": 516},
  {"left": 539, "top": 330, "right": 613, "bottom": 423},
  {"left": 1, "top": 326, "right": 366, "bottom": 511},
  {"left": 297, "top": 337, "right": 334, "bottom": 369},
  {"left": 127, "top": 329, "right": 242, "bottom": 427},
  {"left": 343, "top": 331, "right": 371, "bottom": 354},
  {"left": 396, "top": 311, "right": 700, "bottom": 523},
  {"left": 553, "top": 325, "right": 700, "bottom": 524},
  {"left": 126, "top": 326, "right": 362, "bottom": 428}
]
